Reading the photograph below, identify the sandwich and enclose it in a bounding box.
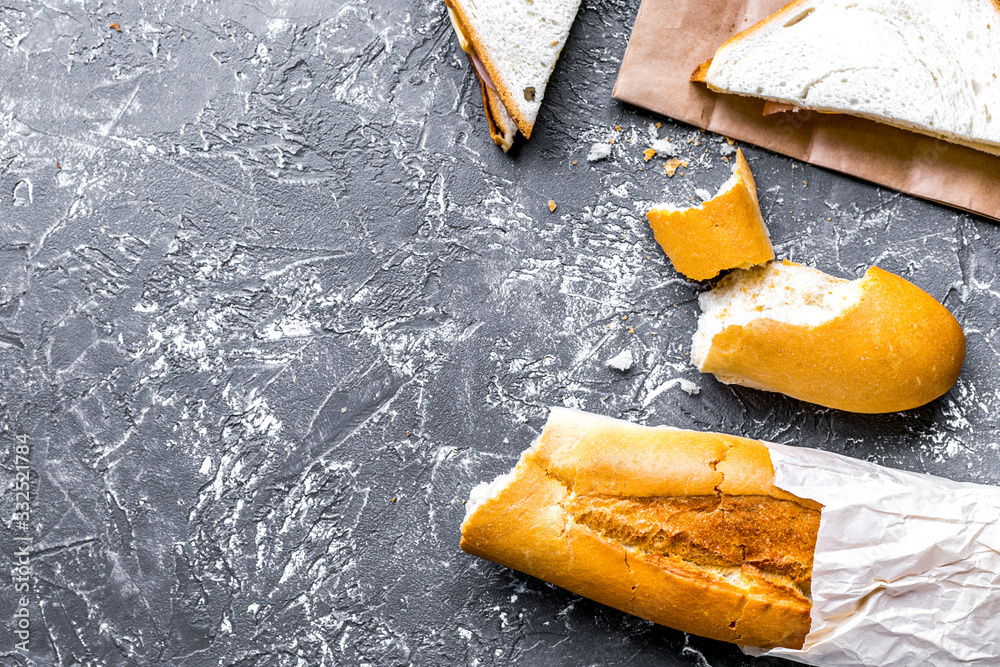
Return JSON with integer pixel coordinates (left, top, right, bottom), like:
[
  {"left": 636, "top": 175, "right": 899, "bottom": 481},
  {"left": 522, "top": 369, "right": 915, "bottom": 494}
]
[
  {"left": 692, "top": 0, "right": 1000, "bottom": 155},
  {"left": 445, "top": 0, "right": 583, "bottom": 151}
]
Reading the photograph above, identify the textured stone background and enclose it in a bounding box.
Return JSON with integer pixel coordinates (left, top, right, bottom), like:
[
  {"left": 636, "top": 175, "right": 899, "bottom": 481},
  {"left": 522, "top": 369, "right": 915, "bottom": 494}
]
[{"left": 1, "top": 0, "right": 998, "bottom": 665}]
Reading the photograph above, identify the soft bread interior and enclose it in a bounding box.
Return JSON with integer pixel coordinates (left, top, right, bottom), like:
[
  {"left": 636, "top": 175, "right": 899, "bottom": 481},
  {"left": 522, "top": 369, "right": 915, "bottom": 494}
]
[
  {"left": 692, "top": 261, "right": 864, "bottom": 370},
  {"left": 447, "top": 0, "right": 583, "bottom": 137},
  {"left": 703, "top": 0, "right": 1000, "bottom": 151}
]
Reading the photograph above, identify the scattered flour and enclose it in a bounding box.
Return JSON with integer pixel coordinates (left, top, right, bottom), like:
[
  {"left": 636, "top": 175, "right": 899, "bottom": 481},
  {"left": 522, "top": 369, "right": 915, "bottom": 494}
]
[
  {"left": 642, "top": 377, "right": 700, "bottom": 406},
  {"left": 647, "top": 125, "right": 680, "bottom": 157}
]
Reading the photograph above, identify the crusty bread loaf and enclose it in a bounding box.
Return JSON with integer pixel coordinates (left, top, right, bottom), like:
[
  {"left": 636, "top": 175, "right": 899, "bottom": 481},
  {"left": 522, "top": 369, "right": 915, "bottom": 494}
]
[
  {"left": 692, "top": 261, "right": 966, "bottom": 413},
  {"left": 646, "top": 148, "right": 774, "bottom": 280},
  {"left": 445, "top": 0, "right": 582, "bottom": 150},
  {"left": 461, "top": 407, "right": 822, "bottom": 649},
  {"left": 691, "top": 0, "right": 1000, "bottom": 156}
]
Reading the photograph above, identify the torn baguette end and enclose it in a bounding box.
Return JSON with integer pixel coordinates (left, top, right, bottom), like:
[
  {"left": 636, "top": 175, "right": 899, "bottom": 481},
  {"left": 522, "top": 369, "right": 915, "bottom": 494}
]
[{"left": 692, "top": 261, "right": 965, "bottom": 413}]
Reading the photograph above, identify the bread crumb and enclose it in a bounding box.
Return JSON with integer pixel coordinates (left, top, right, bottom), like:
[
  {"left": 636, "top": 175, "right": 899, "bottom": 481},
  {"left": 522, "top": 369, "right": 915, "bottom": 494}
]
[
  {"left": 664, "top": 158, "right": 687, "bottom": 177},
  {"left": 548, "top": 200, "right": 556, "bottom": 212},
  {"left": 110, "top": 22, "right": 121, "bottom": 32},
  {"left": 616, "top": 125, "right": 622, "bottom": 131},
  {"left": 726, "top": 138, "right": 735, "bottom": 145},
  {"left": 587, "top": 142, "right": 612, "bottom": 161},
  {"left": 341, "top": 407, "right": 347, "bottom": 413},
  {"left": 550, "top": 39, "right": 558, "bottom": 46},
  {"left": 606, "top": 349, "right": 634, "bottom": 372},
  {"left": 656, "top": 122, "right": 662, "bottom": 128}
]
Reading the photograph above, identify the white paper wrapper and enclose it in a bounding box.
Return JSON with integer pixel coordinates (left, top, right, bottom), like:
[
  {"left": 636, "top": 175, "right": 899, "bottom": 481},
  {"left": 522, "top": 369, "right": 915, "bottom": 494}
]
[{"left": 743, "top": 442, "right": 1000, "bottom": 666}]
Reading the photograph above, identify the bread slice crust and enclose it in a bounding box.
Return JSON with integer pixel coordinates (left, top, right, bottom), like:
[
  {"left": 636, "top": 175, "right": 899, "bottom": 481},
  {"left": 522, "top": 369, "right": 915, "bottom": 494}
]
[
  {"left": 460, "top": 408, "right": 821, "bottom": 649},
  {"left": 445, "top": 0, "right": 534, "bottom": 140}
]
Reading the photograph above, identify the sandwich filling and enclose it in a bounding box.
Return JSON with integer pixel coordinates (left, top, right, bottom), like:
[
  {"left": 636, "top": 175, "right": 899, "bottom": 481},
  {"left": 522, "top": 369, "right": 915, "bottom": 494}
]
[{"left": 446, "top": 6, "right": 518, "bottom": 150}]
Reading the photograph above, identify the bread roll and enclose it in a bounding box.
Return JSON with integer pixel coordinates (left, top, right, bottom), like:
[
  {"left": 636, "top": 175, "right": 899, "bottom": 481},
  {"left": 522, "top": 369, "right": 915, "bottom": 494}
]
[
  {"left": 646, "top": 149, "right": 775, "bottom": 280},
  {"left": 692, "top": 260, "right": 966, "bottom": 413},
  {"left": 461, "top": 407, "right": 822, "bottom": 649}
]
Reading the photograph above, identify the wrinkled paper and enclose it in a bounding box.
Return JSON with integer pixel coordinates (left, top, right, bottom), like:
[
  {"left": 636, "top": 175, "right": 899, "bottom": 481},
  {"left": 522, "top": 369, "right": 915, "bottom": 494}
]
[
  {"left": 745, "top": 442, "right": 1000, "bottom": 666},
  {"left": 612, "top": 0, "right": 1000, "bottom": 221}
]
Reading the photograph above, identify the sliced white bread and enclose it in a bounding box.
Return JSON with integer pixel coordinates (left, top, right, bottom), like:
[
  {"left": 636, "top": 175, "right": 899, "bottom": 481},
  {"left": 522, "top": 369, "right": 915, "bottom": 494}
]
[
  {"left": 692, "top": 261, "right": 965, "bottom": 413},
  {"left": 693, "top": 0, "right": 1000, "bottom": 155},
  {"left": 446, "top": 0, "right": 582, "bottom": 150}
]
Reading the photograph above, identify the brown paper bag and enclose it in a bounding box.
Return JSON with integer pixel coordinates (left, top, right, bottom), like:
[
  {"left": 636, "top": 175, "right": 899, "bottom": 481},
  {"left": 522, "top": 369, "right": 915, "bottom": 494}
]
[{"left": 613, "top": 0, "right": 1000, "bottom": 221}]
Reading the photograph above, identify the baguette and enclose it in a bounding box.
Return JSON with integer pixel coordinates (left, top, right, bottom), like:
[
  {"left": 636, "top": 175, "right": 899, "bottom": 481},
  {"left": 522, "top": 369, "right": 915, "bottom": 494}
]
[
  {"left": 692, "top": 260, "right": 966, "bottom": 413},
  {"left": 646, "top": 148, "right": 774, "bottom": 281},
  {"left": 461, "top": 407, "right": 822, "bottom": 649}
]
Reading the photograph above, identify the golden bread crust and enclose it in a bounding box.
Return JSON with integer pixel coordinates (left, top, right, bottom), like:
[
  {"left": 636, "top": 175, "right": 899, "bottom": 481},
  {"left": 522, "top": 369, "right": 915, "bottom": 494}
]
[
  {"left": 701, "top": 267, "right": 966, "bottom": 413},
  {"left": 460, "top": 409, "right": 819, "bottom": 649},
  {"left": 646, "top": 149, "right": 775, "bottom": 280},
  {"left": 690, "top": 58, "right": 712, "bottom": 82}
]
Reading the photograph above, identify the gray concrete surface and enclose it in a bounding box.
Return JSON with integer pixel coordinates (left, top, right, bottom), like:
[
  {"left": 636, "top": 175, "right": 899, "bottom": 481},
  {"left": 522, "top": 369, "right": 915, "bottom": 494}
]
[{"left": 1, "top": 1, "right": 997, "bottom": 665}]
